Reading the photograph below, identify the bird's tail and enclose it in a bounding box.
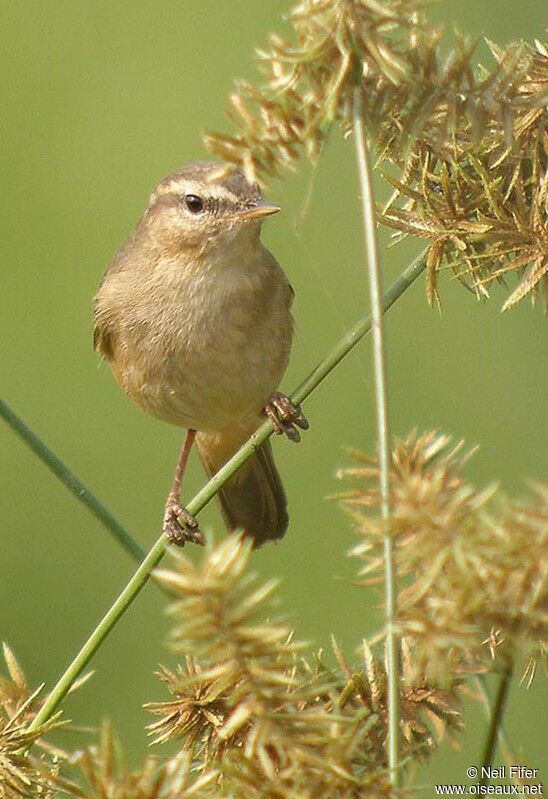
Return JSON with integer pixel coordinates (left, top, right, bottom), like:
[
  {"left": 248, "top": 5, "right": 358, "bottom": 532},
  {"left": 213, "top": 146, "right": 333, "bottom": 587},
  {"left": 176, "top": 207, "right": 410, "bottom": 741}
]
[{"left": 195, "top": 421, "right": 288, "bottom": 546}]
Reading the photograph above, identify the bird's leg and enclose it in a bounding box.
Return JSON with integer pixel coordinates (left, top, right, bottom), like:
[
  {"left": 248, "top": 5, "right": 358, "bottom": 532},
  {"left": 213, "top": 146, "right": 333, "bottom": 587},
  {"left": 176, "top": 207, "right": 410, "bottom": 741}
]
[
  {"left": 163, "top": 429, "right": 205, "bottom": 546},
  {"left": 264, "top": 391, "right": 309, "bottom": 443}
]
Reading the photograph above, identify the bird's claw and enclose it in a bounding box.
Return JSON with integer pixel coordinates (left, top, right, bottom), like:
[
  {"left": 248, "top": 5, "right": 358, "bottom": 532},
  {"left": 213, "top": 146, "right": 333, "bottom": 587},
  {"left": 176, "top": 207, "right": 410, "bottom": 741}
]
[
  {"left": 163, "top": 500, "right": 205, "bottom": 547},
  {"left": 264, "top": 391, "right": 309, "bottom": 443}
]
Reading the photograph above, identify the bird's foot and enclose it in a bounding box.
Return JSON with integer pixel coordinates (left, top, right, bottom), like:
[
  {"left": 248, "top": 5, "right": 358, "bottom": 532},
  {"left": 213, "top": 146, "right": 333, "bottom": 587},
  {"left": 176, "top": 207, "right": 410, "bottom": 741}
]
[
  {"left": 163, "top": 499, "right": 205, "bottom": 547},
  {"left": 264, "top": 391, "right": 309, "bottom": 443}
]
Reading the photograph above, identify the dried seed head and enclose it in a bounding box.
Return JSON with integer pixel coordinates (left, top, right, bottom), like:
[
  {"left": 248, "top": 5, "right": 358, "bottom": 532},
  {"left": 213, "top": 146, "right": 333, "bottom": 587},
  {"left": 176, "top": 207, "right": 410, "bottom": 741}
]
[
  {"left": 205, "top": 2, "right": 546, "bottom": 308},
  {"left": 338, "top": 431, "right": 548, "bottom": 680}
]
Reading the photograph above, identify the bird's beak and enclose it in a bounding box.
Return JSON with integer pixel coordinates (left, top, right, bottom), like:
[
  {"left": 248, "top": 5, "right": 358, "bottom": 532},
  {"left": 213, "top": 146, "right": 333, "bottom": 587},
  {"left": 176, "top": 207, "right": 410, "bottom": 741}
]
[{"left": 240, "top": 201, "right": 281, "bottom": 220}]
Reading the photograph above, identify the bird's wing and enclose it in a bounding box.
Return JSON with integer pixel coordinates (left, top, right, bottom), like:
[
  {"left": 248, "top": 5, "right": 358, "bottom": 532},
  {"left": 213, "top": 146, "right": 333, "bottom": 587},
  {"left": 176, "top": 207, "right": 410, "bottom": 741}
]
[{"left": 92, "top": 300, "right": 116, "bottom": 360}]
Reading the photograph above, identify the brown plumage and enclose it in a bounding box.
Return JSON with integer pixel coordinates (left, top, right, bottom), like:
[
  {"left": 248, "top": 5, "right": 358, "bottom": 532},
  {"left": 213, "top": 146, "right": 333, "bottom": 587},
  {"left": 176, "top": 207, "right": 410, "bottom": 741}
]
[{"left": 93, "top": 162, "right": 294, "bottom": 545}]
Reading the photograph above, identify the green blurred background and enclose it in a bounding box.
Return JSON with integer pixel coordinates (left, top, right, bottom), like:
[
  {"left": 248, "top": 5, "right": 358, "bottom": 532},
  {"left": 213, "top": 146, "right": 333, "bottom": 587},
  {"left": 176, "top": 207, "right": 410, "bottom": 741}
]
[{"left": 1, "top": 0, "right": 546, "bottom": 787}]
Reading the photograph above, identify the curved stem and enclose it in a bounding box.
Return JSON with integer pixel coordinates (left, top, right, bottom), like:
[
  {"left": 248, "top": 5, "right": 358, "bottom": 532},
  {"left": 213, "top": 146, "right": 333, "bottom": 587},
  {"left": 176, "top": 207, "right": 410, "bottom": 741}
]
[
  {"left": 353, "top": 88, "right": 400, "bottom": 790},
  {"left": 0, "top": 399, "right": 145, "bottom": 563},
  {"left": 480, "top": 659, "right": 514, "bottom": 788},
  {"left": 26, "top": 250, "right": 426, "bottom": 733}
]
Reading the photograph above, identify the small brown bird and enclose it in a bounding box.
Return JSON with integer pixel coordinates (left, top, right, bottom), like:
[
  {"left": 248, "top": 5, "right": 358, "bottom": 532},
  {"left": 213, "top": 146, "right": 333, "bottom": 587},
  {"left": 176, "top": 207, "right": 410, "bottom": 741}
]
[{"left": 93, "top": 162, "right": 307, "bottom": 546}]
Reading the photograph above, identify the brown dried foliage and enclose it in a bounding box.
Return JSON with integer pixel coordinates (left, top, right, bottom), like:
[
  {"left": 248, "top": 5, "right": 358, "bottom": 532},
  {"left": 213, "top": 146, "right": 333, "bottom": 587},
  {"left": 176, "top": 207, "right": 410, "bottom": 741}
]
[
  {"left": 60, "top": 722, "right": 217, "bottom": 799},
  {"left": 0, "top": 646, "right": 66, "bottom": 799},
  {"left": 145, "top": 537, "right": 393, "bottom": 798},
  {"left": 142, "top": 536, "right": 470, "bottom": 796},
  {"left": 205, "top": 0, "right": 547, "bottom": 309},
  {"left": 337, "top": 431, "right": 548, "bottom": 679}
]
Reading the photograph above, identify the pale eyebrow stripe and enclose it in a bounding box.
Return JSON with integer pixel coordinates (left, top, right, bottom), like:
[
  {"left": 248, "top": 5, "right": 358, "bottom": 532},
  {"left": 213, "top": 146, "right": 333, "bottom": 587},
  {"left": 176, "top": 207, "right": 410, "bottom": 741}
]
[{"left": 155, "top": 178, "right": 237, "bottom": 200}]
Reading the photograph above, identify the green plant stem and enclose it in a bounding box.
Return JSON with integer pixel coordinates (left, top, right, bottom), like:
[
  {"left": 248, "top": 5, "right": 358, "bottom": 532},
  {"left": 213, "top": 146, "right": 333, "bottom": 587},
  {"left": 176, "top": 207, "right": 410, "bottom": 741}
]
[
  {"left": 353, "top": 88, "right": 400, "bottom": 790},
  {"left": 476, "top": 674, "right": 515, "bottom": 766},
  {"left": 480, "top": 660, "right": 514, "bottom": 788},
  {"left": 0, "top": 399, "right": 145, "bottom": 563},
  {"left": 26, "top": 250, "right": 426, "bottom": 734}
]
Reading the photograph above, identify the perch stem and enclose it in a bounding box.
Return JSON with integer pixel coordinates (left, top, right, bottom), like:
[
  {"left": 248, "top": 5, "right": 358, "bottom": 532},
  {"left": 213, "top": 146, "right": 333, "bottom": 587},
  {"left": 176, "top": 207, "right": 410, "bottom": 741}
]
[
  {"left": 26, "top": 249, "right": 426, "bottom": 734},
  {"left": 475, "top": 674, "right": 515, "bottom": 766},
  {"left": 480, "top": 659, "right": 514, "bottom": 788}
]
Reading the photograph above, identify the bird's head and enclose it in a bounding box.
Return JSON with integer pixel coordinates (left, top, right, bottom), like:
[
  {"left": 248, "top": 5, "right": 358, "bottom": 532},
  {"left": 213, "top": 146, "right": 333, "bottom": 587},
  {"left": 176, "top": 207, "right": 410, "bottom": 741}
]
[{"left": 143, "top": 162, "right": 280, "bottom": 257}]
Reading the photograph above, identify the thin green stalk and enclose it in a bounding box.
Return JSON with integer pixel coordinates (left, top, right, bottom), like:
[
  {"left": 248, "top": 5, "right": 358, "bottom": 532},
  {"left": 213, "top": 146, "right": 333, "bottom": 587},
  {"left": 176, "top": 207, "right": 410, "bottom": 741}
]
[
  {"left": 27, "top": 251, "right": 426, "bottom": 733},
  {"left": 0, "top": 399, "right": 145, "bottom": 563},
  {"left": 480, "top": 660, "right": 514, "bottom": 788},
  {"left": 475, "top": 674, "right": 515, "bottom": 766},
  {"left": 353, "top": 88, "right": 400, "bottom": 790}
]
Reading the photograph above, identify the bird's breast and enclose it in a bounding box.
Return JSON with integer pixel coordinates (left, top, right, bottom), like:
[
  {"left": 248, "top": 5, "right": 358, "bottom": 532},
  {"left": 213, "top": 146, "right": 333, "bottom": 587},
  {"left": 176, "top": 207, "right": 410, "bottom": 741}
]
[{"left": 105, "top": 253, "right": 293, "bottom": 431}]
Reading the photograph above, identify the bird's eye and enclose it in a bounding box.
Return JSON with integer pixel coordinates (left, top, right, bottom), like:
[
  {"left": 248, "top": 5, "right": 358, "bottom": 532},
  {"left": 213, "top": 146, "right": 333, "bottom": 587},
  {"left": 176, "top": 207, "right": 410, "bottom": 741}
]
[{"left": 185, "top": 194, "right": 204, "bottom": 214}]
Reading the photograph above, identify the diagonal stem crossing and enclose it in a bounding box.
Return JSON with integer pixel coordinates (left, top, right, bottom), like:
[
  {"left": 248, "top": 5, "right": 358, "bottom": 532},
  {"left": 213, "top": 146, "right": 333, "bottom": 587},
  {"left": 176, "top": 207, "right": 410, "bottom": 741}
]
[{"left": 25, "top": 250, "right": 426, "bottom": 733}]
